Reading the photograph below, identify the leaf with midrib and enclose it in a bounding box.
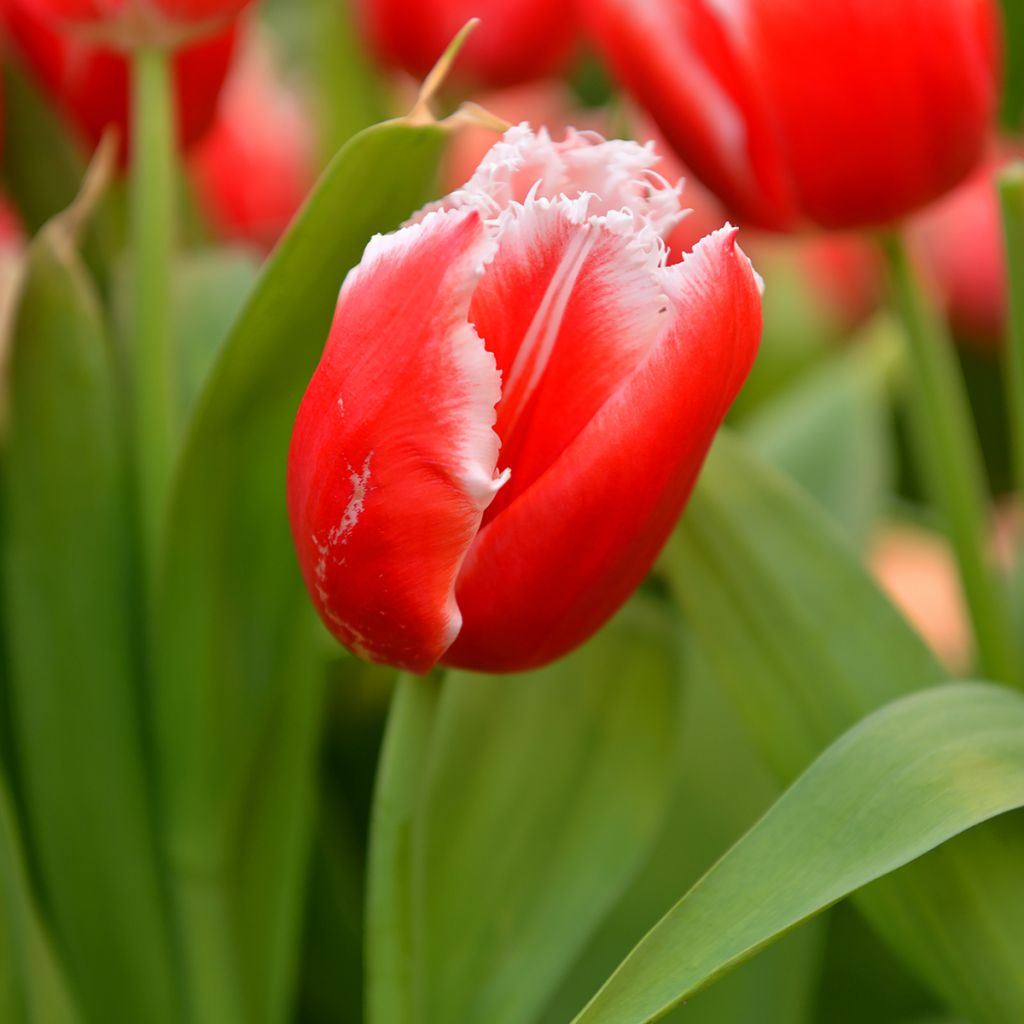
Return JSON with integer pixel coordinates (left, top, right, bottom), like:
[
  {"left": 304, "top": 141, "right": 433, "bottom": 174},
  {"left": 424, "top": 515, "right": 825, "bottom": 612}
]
[
  {"left": 573, "top": 682, "right": 1024, "bottom": 1024},
  {"left": 662, "top": 433, "right": 1024, "bottom": 1022}
]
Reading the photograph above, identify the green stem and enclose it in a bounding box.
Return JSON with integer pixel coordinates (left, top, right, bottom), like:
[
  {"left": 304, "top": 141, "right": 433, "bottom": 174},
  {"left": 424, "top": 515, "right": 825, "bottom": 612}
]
[
  {"left": 365, "top": 672, "right": 442, "bottom": 1024},
  {"left": 131, "top": 46, "right": 176, "bottom": 574},
  {"left": 880, "top": 231, "right": 1018, "bottom": 685},
  {"left": 999, "top": 163, "right": 1024, "bottom": 508},
  {"left": 173, "top": 870, "right": 247, "bottom": 1024}
]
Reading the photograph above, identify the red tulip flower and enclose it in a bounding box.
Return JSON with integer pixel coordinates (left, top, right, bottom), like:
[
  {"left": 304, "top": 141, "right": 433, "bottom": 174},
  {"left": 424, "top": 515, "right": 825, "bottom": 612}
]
[
  {"left": 190, "top": 33, "right": 316, "bottom": 251},
  {"left": 288, "top": 127, "right": 762, "bottom": 673},
  {"left": 912, "top": 150, "right": 1019, "bottom": 348},
  {"left": 17, "top": 0, "right": 252, "bottom": 46},
  {"left": 5, "top": 0, "right": 236, "bottom": 155},
  {"left": 359, "top": 0, "right": 579, "bottom": 89},
  {"left": 584, "top": 0, "right": 1001, "bottom": 232}
]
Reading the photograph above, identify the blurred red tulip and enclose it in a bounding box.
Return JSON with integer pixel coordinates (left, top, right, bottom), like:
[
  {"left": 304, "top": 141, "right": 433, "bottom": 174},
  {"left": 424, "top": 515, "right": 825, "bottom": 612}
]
[
  {"left": 912, "top": 149, "right": 1021, "bottom": 348},
  {"left": 358, "top": 0, "right": 579, "bottom": 89},
  {"left": 585, "top": 0, "right": 1001, "bottom": 232},
  {"left": 18, "top": 0, "right": 252, "bottom": 46},
  {"left": 5, "top": 0, "right": 236, "bottom": 156},
  {"left": 288, "top": 127, "right": 762, "bottom": 674},
  {"left": 189, "top": 33, "right": 315, "bottom": 251}
]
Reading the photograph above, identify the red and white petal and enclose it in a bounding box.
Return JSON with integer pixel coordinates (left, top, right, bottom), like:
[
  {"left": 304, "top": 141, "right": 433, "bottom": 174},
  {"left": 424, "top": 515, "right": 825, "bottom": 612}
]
[
  {"left": 471, "top": 194, "right": 669, "bottom": 520},
  {"left": 446, "top": 225, "right": 761, "bottom": 672},
  {"left": 417, "top": 125, "right": 684, "bottom": 240},
  {"left": 287, "top": 209, "right": 504, "bottom": 673}
]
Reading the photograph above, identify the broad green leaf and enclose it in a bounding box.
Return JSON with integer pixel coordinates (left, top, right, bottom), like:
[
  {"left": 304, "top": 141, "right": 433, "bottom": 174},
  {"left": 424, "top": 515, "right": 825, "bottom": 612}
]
[
  {"left": 411, "top": 601, "right": 680, "bottom": 1024},
  {"left": 542, "top": 640, "right": 824, "bottom": 1024},
  {"left": 664, "top": 433, "right": 1024, "bottom": 1021},
  {"left": 0, "top": 774, "right": 82, "bottom": 1024},
  {"left": 573, "top": 682, "right": 1024, "bottom": 1024},
  {"left": 152, "top": 119, "right": 447, "bottom": 1020},
  {"left": 1, "top": 167, "right": 177, "bottom": 1023},
  {"left": 743, "top": 319, "right": 898, "bottom": 544}
]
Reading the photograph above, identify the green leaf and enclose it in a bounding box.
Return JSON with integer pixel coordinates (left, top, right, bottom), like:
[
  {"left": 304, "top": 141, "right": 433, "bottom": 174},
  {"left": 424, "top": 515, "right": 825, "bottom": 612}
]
[
  {"left": 742, "top": 318, "right": 899, "bottom": 545},
  {"left": 541, "top": 639, "right": 824, "bottom": 1024},
  {"left": 410, "top": 601, "right": 679, "bottom": 1024},
  {"left": 0, "top": 774, "right": 82, "bottom": 1024},
  {"left": 1, "top": 170, "right": 177, "bottom": 1023},
  {"left": 152, "top": 118, "right": 447, "bottom": 1021},
  {"left": 573, "top": 682, "right": 1024, "bottom": 1024},
  {"left": 663, "top": 433, "right": 1024, "bottom": 1022}
]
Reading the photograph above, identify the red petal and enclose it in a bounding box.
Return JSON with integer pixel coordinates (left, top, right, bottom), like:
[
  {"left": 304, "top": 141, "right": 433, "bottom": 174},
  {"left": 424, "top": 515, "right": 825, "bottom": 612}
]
[
  {"left": 287, "top": 210, "right": 504, "bottom": 673},
  {"left": 446, "top": 226, "right": 761, "bottom": 672},
  {"left": 584, "top": 0, "right": 797, "bottom": 230}
]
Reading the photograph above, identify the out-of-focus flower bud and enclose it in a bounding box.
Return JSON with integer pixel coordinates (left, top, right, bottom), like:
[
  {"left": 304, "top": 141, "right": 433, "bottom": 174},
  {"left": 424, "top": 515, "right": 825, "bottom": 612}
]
[
  {"left": 189, "top": 32, "right": 316, "bottom": 251},
  {"left": 358, "top": 0, "right": 579, "bottom": 90},
  {"left": 5, "top": 0, "right": 236, "bottom": 157},
  {"left": 584, "top": 0, "right": 1001, "bottom": 232},
  {"left": 912, "top": 149, "right": 1022, "bottom": 349},
  {"left": 287, "top": 127, "right": 762, "bottom": 673},
  {"left": 17, "top": 0, "right": 252, "bottom": 48}
]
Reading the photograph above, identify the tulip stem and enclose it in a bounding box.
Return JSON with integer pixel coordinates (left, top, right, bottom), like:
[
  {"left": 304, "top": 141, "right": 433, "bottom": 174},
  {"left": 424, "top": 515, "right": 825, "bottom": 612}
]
[
  {"left": 999, "top": 163, "right": 1024, "bottom": 512},
  {"left": 131, "top": 45, "right": 176, "bottom": 575},
  {"left": 880, "top": 231, "right": 1019, "bottom": 685},
  {"left": 366, "top": 671, "right": 443, "bottom": 1024}
]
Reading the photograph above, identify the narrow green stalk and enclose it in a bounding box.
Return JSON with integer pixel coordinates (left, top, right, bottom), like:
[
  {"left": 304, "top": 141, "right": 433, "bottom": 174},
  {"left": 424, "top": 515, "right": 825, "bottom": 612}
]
[
  {"left": 365, "top": 672, "right": 442, "bottom": 1024},
  {"left": 174, "top": 870, "right": 247, "bottom": 1024},
  {"left": 880, "top": 232, "right": 1019, "bottom": 685},
  {"left": 999, "top": 162, "right": 1024, "bottom": 506},
  {"left": 131, "top": 46, "right": 176, "bottom": 572}
]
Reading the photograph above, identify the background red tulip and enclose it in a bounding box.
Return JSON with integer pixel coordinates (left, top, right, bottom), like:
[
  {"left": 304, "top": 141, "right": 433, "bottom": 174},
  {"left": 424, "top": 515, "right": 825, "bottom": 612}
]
[
  {"left": 288, "top": 128, "right": 762, "bottom": 673},
  {"left": 189, "top": 31, "right": 315, "bottom": 251},
  {"left": 584, "top": 0, "right": 1001, "bottom": 232},
  {"left": 4, "top": 0, "right": 237, "bottom": 156},
  {"left": 358, "top": 0, "right": 580, "bottom": 89},
  {"left": 912, "top": 149, "right": 1020, "bottom": 348},
  {"left": 18, "top": 0, "right": 252, "bottom": 45}
]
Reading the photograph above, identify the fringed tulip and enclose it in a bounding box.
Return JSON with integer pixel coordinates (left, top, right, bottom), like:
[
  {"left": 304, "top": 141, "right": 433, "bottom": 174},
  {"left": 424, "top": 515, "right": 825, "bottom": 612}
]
[
  {"left": 585, "top": 0, "right": 1001, "bottom": 232},
  {"left": 18, "top": 0, "right": 252, "bottom": 47},
  {"left": 189, "top": 33, "right": 315, "bottom": 251},
  {"left": 359, "top": 0, "right": 579, "bottom": 89},
  {"left": 288, "top": 127, "right": 762, "bottom": 673},
  {"left": 5, "top": 0, "right": 236, "bottom": 155}
]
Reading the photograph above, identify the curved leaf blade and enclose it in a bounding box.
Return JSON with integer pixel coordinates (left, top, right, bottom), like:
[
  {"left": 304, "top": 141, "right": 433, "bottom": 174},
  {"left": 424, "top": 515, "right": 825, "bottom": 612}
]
[
  {"left": 663, "top": 433, "right": 1024, "bottom": 1021},
  {"left": 574, "top": 682, "right": 1024, "bottom": 1024}
]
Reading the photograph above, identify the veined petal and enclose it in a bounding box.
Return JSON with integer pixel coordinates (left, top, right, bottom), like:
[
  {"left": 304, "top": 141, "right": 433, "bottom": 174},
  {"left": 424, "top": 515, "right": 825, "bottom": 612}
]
[
  {"left": 287, "top": 209, "right": 504, "bottom": 673},
  {"left": 446, "top": 225, "right": 761, "bottom": 672},
  {"left": 471, "top": 193, "right": 670, "bottom": 520}
]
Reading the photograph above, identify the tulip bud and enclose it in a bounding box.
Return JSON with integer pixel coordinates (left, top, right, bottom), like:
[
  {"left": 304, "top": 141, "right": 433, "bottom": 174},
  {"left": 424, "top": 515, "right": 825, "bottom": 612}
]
[
  {"left": 288, "top": 127, "right": 762, "bottom": 674},
  {"left": 189, "top": 31, "right": 315, "bottom": 251},
  {"left": 17, "top": 0, "right": 252, "bottom": 48},
  {"left": 5, "top": 0, "right": 236, "bottom": 157},
  {"left": 359, "top": 0, "right": 579, "bottom": 89},
  {"left": 911, "top": 150, "right": 1019, "bottom": 349},
  {"left": 584, "top": 0, "right": 1001, "bottom": 232}
]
